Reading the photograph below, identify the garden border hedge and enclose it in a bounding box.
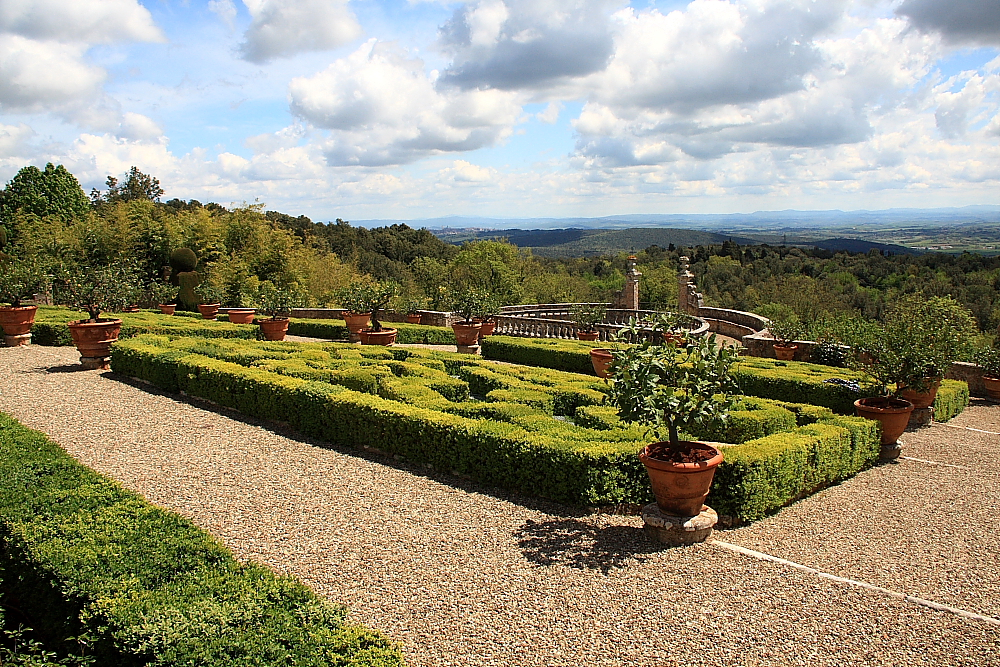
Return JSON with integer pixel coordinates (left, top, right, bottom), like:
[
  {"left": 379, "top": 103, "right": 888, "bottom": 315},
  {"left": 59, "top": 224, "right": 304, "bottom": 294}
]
[
  {"left": 0, "top": 412, "right": 402, "bottom": 667},
  {"left": 283, "top": 318, "right": 457, "bottom": 345},
  {"left": 480, "top": 336, "right": 969, "bottom": 420},
  {"left": 111, "top": 336, "right": 881, "bottom": 522},
  {"left": 31, "top": 306, "right": 261, "bottom": 346}
]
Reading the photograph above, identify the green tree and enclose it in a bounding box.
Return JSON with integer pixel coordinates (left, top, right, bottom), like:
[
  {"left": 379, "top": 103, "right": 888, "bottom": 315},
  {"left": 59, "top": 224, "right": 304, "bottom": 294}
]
[
  {"left": 94, "top": 166, "right": 164, "bottom": 203},
  {"left": 0, "top": 163, "right": 89, "bottom": 245},
  {"left": 449, "top": 240, "right": 523, "bottom": 305}
]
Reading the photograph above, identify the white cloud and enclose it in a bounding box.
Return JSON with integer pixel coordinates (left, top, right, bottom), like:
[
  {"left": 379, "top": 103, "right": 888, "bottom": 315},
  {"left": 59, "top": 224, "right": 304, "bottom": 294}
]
[
  {"left": 209, "top": 0, "right": 238, "bottom": 29},
  {"left": 0, "top": 35, "right": 105, "bottom": 109},
  {"left": 0, "top": 0, "right": 163, "bottom": 44},
  {"left": 289, "top": 40, "right": 523, "bottom": 166},
  {"left": 537, "top": 101, "right": 562, "bottom": 123},
  {"left": 443, "top": 159, "right": 496, "bottom": 183},
  {"left": 0, "top": 122, "right": 33, "bottom": 157},
  {"left": 239, "top": 0, "right": 362, "bottom": 63}
]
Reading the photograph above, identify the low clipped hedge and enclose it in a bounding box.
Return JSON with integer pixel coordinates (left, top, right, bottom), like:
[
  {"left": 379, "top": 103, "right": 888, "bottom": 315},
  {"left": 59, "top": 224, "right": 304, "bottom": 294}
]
[
  {"left": 111, "top": 335, "right": 881, "bottom": 522},
  {"left": 480, "top": 336, "right": 969, "bottom": 421},
  {"left": 30, "top": 306, "right": 261, "bottom": 346},
  {"left": 0, "top": 413, "right": 402, "bottom": 667},
  {"left": 284, "top": 318, "right": 457, "bottom": 345}
]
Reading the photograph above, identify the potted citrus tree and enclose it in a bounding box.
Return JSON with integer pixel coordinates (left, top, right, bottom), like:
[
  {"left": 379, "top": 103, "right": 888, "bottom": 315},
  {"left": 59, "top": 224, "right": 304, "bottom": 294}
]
[
  {"left": 357, "top": 280, "right": 400, "bottom": 346},
  {"left": 337, "top": 282, "right": 373, "bottom": 340},
  {"left": 256, "top": 282, "right": 297, "bottom": 341},
  {"left": 55, "top": 261, "right": 138, "bottom": 368},
  {"left": 473, "top": 292, "right": 505, "bottom": 339},
  {"left": 571, "top": 304, "right": 606, "bottom": 341},
  {"left": 975, "top": 346, "right": 1000, "bottom": 403},
  {"left": 195, "top": 282, "right": 224, "bottom": 320},
  {"left": 606, "top": 315, "right": 740, "bottom": 517},
  {"left": 0, "top": 257, "right": 50, "bottom": 346},
  {"left": 450, "top": 288, "right": 486, "bottom": 347},
  {"left": 145, "top": 281, "right": 178, "bottom": 315},
  {"left": 400, "top": 295, "right": 426, "bottom": 324},
  {"left": 768, "top": 315, "right": 805, "bottom": 361}
]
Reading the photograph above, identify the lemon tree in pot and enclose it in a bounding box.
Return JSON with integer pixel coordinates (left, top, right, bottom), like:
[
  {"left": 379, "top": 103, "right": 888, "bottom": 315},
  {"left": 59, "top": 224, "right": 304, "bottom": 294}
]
[
  {"left": 54, "top": 261, "right": 138, "bottom": 368},
  {"left": 0, "top": 257, "right": 50, "bottom": 345},
  {"left": 337, "top": 281, "right": 373, "bottom": 340},
  {"left": 767, "top": 315, "right": 805, "bottom": 361},
  {"left": 607, "top": 315, "right": 740, "bottom": 519},
  {"left": 357, "top": 280, "right": 400, "bottom": 346},
  {"left": 450, "top": 288, "right": 486, "bottom": 347},
  {"left": 256, "top": 282, "right": 298, "bottom": 341},
  {"left": 571, "top": 304, "right": 605, "bottom": 341},
  {"left": 975, "top": 346, "right": 1000, "bottom": 403}
]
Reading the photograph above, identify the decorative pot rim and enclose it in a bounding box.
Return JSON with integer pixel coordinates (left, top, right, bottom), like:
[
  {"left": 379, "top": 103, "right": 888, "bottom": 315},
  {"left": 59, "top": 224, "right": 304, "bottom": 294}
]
[
  {"left": 67, "top": 317, "right": 123, "bottom": 326},
  {"left": 259, "top": 316, "right": 290, "bottom": 323},
  {"left": 363, "top": 327, "right": 397, "bottom": 333},
  {"left": 0, "top": 304, "right": 38, "bottom": 311},
  {"left": 855, "top": 396, "right": 913, "bottom": 413},
  {"left": 452, "top": 320, "right": 482, "bottom": 328},
  {"left": 226, "top": 307, "right": 255, "bottom": 312},
  {"left": 590, "top": 347, "right": 612, "bottom": 356},
  {"left": 639, "top": 441, "right": 724, "bottom": 471},
  {"left": 772, "top": 342, "right": 798, "bottom": 349},
  {"left": 983, "top": 375, "right": 1000, "bottom": 382}
]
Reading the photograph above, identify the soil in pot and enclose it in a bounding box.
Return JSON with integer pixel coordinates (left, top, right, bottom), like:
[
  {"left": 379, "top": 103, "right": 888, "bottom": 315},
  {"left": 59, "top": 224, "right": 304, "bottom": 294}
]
[{"left": 640, "top": 441, "right": 724, "bottom": 517}]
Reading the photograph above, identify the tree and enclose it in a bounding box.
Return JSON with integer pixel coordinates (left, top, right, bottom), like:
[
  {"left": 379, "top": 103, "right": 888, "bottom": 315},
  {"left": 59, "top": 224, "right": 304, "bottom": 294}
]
[
  {"left": 0, "top": 163, "right": 89, "bottom": 244},
  {"left": 92, "top": 166, "right": 164, "bottom": 204}
]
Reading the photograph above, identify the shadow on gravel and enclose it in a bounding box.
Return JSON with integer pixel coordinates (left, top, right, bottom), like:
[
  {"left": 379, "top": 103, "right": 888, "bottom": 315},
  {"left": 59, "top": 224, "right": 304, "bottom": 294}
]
[
  {"left": 515, "top": 518, "right": 660, "bottom": 574},
  {"left": 44, "top": 364, "right": 91, "bottom": 373}
]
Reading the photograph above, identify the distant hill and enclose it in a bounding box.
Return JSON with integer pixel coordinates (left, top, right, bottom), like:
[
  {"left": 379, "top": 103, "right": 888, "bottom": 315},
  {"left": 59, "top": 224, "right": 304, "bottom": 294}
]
[
  {"left": 436, "top": 227, "right": 761, "bottom": 256},
  {"left": 806, "top": 238, "right": 922, "bottom": 256}
]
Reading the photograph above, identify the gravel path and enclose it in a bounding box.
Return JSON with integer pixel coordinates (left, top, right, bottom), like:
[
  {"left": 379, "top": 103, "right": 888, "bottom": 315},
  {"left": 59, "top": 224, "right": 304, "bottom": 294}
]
[{"left": 2, "top": 343, "right": 998, "bottom": 666}]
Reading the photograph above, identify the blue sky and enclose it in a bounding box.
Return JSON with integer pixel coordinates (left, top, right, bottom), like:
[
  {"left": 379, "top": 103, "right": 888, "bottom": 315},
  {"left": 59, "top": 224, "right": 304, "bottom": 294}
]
[{"left": 0, "top": 0, "right": 998, "bottom": 222}]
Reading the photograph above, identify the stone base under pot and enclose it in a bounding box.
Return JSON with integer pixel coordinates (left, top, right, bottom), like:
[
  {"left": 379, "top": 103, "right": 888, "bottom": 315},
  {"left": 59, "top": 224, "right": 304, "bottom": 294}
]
[
  {"left": 80, "top": 355, "right": 111, "bottom": 370},
  {"left": 4, "top": 333, "right": 31, "bottom": 347},
  {"left": 641, "top": 503, "right": 717, "bottom": 546},
  {"left": 456, "top": 344, "right": 481, "bottom": 355},
  {"left": 908, "top": 406, "right": 933, "bottom": 427}
]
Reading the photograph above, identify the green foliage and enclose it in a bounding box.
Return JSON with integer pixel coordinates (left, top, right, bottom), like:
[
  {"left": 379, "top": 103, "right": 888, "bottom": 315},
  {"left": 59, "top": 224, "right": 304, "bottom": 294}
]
[
  {"left": 449, "top": 240, "right": 522, "bottom": 305},
  {"left": 336, "top": 280, "right": 399, "bottom": 331},
  {"left": 975, "top": 345, "right": 1000, "bottom": 378},
  {"left": 169, "top": 247, "right": 198, "bottom": 273},
  {"left": 53, "top": 262, "right": 141, "bottom": 322},
  {"left": 91, "top": 167, "right": 164, "bottom": 204},
  {"left": 767, "top": 315, "right": 805, "bottom": 346},
  {"left": 286, "top": 319, "right": 457, "bottom": 345},
  {"left": 109, "top": 335, "right": 883, "bottom": 520},
  {"left": 0, "top": 164, "right": 89, "bottom": 243},
  {"left": 0, "top": 257, "right": 50, "bottom": 307},
  {"left": 449, "top": 287, "right": 489, "bottom": 323},
  {"left": 0, "top": 412, "right": 403, "bottom": 666},
  {"left": 570, "top": 304, "right": 606, "bottom": 332},
  {"left": 195, "top": 280, "right": 224, "bottom": 305},
  {"left": 144, "top": 280, "right": 178, "bottom": 306},
  {"left": 256, "top": 282, "right": 302, "bottom": 320},
  {"left": 606, "top": 318, "right": 740, "bottom": 446}
]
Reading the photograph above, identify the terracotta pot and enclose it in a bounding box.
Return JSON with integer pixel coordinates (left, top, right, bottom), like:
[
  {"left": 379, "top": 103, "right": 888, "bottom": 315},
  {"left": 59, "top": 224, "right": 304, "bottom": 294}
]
[
  {"left": 0, "top": 305, "right": 38, "bottom": 337},
  {"left": 577, "top": 330, "right": 600, "bottom": 341},
  {"left": 198, "top": 303, "right": 220, "bottom": 320},
  {"left": 478, "top": 320, "right": 496, "bottom": 339},
  {"left": 773, "top": 343, "right": 798, "bottom": 361},
  {"left": 67, "top": 318, "right": 123, "bottom": 360},
  {"left": 227, "top": 308, "right": 256, "bottom": 324},
  {"left": 452, "top": 321, "right": 482, "bottom": 346},
  {"left": 123, "top": 305, "right": 140, "bottom": 313},
  {"left": 359, "top": 328, "right": 397, "bottom": 345},
  {"left": 406, "top": 313, "right": 422, "bottom": 324},
  {"left": 640, "top": 441, "right": 724, "bottom": 517},
  {"left": 855, "top": 396, "right": 914, "bottom": 446},
  {"left": 158, "top": 304, "right": 176, "bottom": 315},
  {"left": 662, "top": 332, "right": 687, "bottom": 346},
  {"left": 897, "top": 378, "right": 942, "bottom": 410},
  {"left": 590, "top": 348, "right": 613, "bottom": 378},
  {"left": 983, "top": 376, "right": 1000, "bottom": 403},
  {"left": 343, "top": 312, "right": 370, "bottom": 334},
  {"left": 259, "top": 318, "right": 290, "bottom": 341}
]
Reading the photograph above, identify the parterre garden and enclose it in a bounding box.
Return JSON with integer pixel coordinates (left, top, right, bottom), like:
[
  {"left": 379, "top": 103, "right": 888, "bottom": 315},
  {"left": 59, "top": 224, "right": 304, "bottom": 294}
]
[{"left": 1, "top": 314, "right": 973, "bottom": 666}]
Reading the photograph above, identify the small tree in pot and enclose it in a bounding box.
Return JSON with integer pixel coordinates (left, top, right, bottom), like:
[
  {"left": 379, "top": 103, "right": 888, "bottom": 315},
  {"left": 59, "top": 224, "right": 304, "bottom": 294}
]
[
  {"left": 54, "top": 261, "right": 139, "bottom": 368},
  {"left": 256, "top": 281, "right": 299, "bottom": 341},
  {"left": 145, "top": 280, "right": 178, "bottom": 315},
  {"left": 450, "top": 288, "right": 487, "bottom": 347},
  {"left": 337, "top": 281, "right": 374, "bottom": 339},
  {"left": 0, "top": 257, "right": 50, "bottom": 344},
  {"left": 571, "top": 304, "right": 606, "bottom": 341},
  {"left": 357, "top": 280, "right": 400, "bottom": 345},
  {"left": 195, "top": 281, "right": 224, "bottom": 319},
  {"left": 975, "top": 346, "right": 1000, "bottom": 403},
  {"left": 767, "top": 315, "right": 805, "bottom": 360},
  {"left": 606, "top": 315, "right": 740, "bottom": 518}
]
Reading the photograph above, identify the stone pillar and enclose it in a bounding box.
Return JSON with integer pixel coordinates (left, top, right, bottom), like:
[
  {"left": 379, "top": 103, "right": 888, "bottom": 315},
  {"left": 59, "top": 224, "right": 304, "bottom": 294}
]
[
  {"left": 677, "top": 256, "right": 702, "bottom": 315},
  {"left": 624, "top": 255, "right": 641, "bottom": 311}
]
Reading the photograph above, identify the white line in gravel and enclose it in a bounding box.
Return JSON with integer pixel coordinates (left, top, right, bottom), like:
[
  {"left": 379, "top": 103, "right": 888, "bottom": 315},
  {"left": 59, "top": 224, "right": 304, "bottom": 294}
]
[
  {"left": 935, "top": 423, "right": 1000, "bottom": 436},
  {"left": 712, "top": 541, "right": 1000, "bottom": 628},
  {"left": 899, "top": 456, "right": 970, "bottom": 469}
]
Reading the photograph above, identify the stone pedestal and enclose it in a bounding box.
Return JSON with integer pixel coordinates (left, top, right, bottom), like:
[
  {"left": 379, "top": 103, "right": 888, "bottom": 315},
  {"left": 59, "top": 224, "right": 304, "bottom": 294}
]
[
  {"left": 4, "top": 333, "right": 31, "bottom": 347},
  {"left": 80, "top": 355, "right": 111, "bottom": 370},
  {"left": 642, "top": 503, "right": 718, "bottom": 546},
  {"left": 879, "top": 442, "right": 902, "bottom": 462},
  {"left": 456, "top": 344, "right": 481, "bottom": 355},
  {"left": 908, "top": 407, "right": 933, "bottom": 427}
]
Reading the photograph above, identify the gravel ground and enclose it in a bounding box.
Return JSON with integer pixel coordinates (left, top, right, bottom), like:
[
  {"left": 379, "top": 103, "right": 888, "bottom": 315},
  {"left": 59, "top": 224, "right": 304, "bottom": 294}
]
[{"left": 1, "top": 343, "right": 998, "bottom": 666}]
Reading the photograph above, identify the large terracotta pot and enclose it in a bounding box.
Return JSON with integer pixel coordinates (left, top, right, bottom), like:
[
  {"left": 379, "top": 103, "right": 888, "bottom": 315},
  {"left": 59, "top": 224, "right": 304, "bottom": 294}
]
[
  {"left": 452, "top": 321, "right": 482, "bottom": 346},
  {"left": 640, "top": 441, "right": 724, "bottom": 517},
  {"left": 773, "top": 343, "right": 798, "bottom": 361},
  {"left": 897, "top": 378, "right": 942, "bottom": 410},
  {"left": 158, "top": 304, "right": 176, "bottom": 315},
  {"left": 406, "top": 313, "right": 422, "bottom": 325},
  {"left": 590, "top": 348, "right": 613, "bottom": 378},
  {"left": 67, "top": 318, "right": 123, "bottom": 362},
  {"left": 227, "top": 309, "right": 256, "bottom": 324},
  {"left": 259, "top": 318, "right": 290, "bottom": 341},
  {"left": 0, "top": 305, "right": 38, "bottom": 339},
  {"left": 344, "top": 312, "right": 370, "bottom": 334},
  {"left": 983, "top": 376, "right": 1000, "bottom": 403},
  {"left": 359, "top": 328, "right": 397, "bottom": 346},
  {"left": 855, "top": 396, "right": 914, "bottom": 447},
  {"left": 577, "top": 331, "right": 600, "bottom": 341},
  {"left": 477, "top": 320, "right": 496, "bottom": 339},
  {"left": 198, "top": 303, "right": 220, "bottom": 320}
]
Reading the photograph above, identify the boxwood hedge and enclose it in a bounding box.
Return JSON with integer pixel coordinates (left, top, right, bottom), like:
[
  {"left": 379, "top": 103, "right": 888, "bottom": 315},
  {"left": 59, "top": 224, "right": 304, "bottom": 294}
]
[
  {"left": 0, "top": 413, "right": 402, "bottom": 666},
  {"left": 283, "top": 318, "right": 457, "bottom": 345},
  {"left": 480, "top": 336, "right": 969, "bottom": 420},
  {"left": 111, "top": 335, "right": 881, "bottom": 522}
]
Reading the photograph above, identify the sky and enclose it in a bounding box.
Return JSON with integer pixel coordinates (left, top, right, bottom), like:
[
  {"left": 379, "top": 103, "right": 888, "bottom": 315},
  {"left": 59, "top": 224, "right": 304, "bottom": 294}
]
[{"left": 0, "top": 0, "right": 998, "bottom": 222}]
